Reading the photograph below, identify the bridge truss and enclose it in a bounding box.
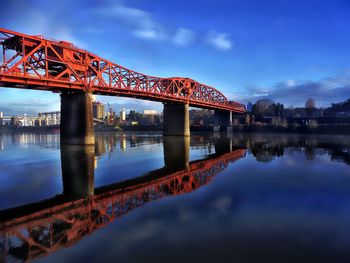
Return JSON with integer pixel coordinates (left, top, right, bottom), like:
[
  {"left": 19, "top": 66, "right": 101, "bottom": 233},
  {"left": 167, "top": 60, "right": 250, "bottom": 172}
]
[{"left": 0, "top": 28, "right": 245, "bottom": 112}]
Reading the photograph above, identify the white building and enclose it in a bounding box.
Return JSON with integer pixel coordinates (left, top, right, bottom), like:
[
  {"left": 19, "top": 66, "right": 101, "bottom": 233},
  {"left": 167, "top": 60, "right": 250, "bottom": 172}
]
[{"left": 120, "top": 108, "right": 126, "bottom": 121}]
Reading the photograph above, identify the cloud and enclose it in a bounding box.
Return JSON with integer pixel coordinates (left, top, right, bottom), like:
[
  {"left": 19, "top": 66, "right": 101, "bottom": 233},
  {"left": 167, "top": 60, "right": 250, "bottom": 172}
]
[
  {"left": 96, "top": 4, "right": 167, "bottom": 41},
  {"left": 206, "top": 31, "right": 233, "bottom": 51},
  {"left": 95, "top": 3, "right": 230, "bottom": 50},
  {"left": 239, "top": 74, "right": 350, "bottom": 107},
  {"left": 0, "top": 89, "right": 60, "bottom": 116},
  {"left": 133, "top": 29, "right": 163, "bottom": 40},
  {"left": 173, "top": 28, "right": 196, "bottom": 46},
  {"left": 0, "top": 1, "right": 87, "bottom": 49}
]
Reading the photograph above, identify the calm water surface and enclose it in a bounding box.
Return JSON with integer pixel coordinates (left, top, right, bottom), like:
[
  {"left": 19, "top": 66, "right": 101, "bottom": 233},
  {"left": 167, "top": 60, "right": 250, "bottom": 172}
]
[{"left": 0, "top": 132, "right": 350, "bottom": 262}]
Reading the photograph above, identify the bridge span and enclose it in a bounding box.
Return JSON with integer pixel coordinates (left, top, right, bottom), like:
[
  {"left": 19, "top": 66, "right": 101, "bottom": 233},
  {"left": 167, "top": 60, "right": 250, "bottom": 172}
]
[{"left": 0, "top": 28, "right": 245, "bottom": 144}]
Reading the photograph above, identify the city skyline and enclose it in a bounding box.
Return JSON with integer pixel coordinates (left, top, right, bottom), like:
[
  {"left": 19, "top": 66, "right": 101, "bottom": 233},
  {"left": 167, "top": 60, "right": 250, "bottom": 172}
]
[{"left": 0, "top": 0, "right": 350, "bottom": 115}]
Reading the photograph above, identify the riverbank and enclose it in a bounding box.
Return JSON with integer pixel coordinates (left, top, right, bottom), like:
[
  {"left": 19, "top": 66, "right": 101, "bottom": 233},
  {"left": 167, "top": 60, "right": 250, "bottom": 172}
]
[
  {"left": 1, "top": 124, "right": 350, "bottom": 135},
  {"left": 230, "top": 124, "right": 350, "bottom": 135}
]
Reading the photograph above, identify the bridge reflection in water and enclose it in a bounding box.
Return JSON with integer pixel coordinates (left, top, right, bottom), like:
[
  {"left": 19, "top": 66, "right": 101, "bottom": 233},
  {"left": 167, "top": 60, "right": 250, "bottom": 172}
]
[{"left": 0, "top": 136, "right": 245, "bottom": 262}]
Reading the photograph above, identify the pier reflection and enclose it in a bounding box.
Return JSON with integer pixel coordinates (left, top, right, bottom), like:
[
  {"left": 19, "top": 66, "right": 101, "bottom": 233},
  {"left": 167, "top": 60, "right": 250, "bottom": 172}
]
[
  {"left": 163, "top": 136, "right": 190, "bottom": 170},
  {"left": 61, "top": 145, "right": 95, "bottom": 198},
  {"left": 0, "top": 135, "right": 245, "bottom": 262}
]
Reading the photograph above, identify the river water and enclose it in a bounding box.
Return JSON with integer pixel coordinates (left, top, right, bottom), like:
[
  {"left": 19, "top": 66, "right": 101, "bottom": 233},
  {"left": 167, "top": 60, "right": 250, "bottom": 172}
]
[{"left": 0, "top": 132, "right": 350, "bottom": 262}]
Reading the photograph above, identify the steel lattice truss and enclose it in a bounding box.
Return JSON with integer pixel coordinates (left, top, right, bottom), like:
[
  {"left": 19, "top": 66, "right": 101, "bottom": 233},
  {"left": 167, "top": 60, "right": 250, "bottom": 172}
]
[
  {"left": 0, "top": 28, "right": 246, "bottom": 113},
  {"left": 0, "top": 149, "right": 245, "bottom": 262}
]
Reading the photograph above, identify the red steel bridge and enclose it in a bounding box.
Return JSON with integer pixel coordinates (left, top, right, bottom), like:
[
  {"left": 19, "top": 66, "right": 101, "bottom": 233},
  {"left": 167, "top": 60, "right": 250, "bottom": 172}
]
[
  {"left": 0, "top": 148, "right": 245, "bottom": 262},
  {"left": 0, "top": 28, "right": 245, "bottom": 112}
]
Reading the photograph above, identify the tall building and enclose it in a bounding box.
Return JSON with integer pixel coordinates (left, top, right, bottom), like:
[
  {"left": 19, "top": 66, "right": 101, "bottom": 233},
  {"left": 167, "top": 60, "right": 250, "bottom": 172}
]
[
  {"left": 107, "top": 109, "right": 116, "bottom": 125},
  {"left": 120, "top": 108, "right": 126, "bottom": 121},
  {"left": 93, "top": 102, "right": 105, "bottom": 120}
]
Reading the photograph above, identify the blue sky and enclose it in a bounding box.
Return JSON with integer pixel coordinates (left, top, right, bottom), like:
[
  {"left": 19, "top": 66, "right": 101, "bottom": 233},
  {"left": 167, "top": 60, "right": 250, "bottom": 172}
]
[{"left": 0, "top": 0, "right": 349, "bottom": 115}]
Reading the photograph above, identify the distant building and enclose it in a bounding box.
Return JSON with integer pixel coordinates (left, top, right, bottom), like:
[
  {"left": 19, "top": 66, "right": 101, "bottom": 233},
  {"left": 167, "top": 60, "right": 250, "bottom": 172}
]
[
  {"left": 0, "top": 112, "right": 3, "bottom": 118},
  {"left": 93, "top": 102, "right": 105, "bottom": 120},
  {"left": 120, "top": 108, "right": 126, "bottom": 121},
  {"left": 38, "top": 111, "right": 60, "bottom": 126},
  {"left": 107, "top": 109, "right": 116, "bottom": 125},
  {"left": 143, "top": 110, "right": 158, "bottom": 115},
  {"left": 10, "top": 116, "right": 20, "bottom": 126}
]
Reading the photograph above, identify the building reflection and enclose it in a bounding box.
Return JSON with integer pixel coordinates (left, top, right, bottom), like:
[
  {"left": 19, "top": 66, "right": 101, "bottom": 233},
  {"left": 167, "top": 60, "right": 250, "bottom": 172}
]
[
  {"left": 0, "top": 132, "right": 349, "bottom": 165},
  {"left": 1, "top": 132, "right": 350, "bottom": 261}
]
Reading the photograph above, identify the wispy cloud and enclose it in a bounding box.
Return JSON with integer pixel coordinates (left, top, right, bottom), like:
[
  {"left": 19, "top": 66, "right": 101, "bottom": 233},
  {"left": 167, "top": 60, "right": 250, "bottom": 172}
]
[
  {"left": 173, "top": 28, "right": 196, "bottom": 46},
  {"left": 238, "top": 74, "right": 350, "bottom": 107},
  {"left": 0, "top": 1, "right": 87, "bottom": 49},
  {"left": 95, "top": 3, "right": 231, "bottom": 50},
  {"left": 97, "top": 4, "right": 167, "bottom": 41},
  {"left": 206, "top": 31, "right": 233, "bottom": 51}
]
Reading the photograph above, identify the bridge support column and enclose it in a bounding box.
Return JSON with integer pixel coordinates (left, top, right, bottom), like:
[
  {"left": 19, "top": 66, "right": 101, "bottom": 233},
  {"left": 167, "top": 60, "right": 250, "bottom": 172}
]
[
  {"left": 60, "top": 91, "right": 95, "bottom": 145},
  {"left": 163, "top": 103, "right": 190, "bottom": 136},
  {"left": 214, "top": 110, "right": 232, "bottom": 132}
]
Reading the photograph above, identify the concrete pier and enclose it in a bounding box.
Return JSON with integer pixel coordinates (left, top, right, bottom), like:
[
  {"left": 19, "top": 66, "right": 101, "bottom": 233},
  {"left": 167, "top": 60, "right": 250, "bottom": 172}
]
[
  {"left": 163, "top": 103, "right": 190, "bottom": 136},
  {"left": 60, "top": 91, "right": 95, "bottom": 145},
  {"left": 214, "top": 110, "right": 233, "bottom": 132}
]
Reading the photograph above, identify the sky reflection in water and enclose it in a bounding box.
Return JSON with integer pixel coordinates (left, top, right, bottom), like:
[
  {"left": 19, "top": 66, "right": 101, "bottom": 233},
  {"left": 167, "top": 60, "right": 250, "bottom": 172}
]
[{"left": 0, "top": 132, "right": 350, "bottom": 263}]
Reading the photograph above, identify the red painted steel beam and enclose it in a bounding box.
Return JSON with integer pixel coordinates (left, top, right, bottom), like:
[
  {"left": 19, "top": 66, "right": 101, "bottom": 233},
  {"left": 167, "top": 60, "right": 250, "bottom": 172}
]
[{"left": 0, "top": 28, "right": 246, "bottom": 113}]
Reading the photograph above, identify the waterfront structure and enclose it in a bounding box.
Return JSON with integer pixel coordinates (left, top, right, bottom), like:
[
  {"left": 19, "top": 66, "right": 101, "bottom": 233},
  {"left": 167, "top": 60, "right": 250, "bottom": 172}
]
[
  {"left": 107, "top": 109, "right": 116, "bottom": 125},
  {"left": 93, "top": 101, "right": 105, "bottom": 120},
  {"left": 120, "top": 108, "right": 126, "bottom": 121},
  {"left": 38, "top": 111, "right": 60, "bottom": 126},
  {"left": 0, "top": 28, "right": 245, "bottom": 144},
  {"left": 0, "top": 112, "right": 61, "bottom": 127}
]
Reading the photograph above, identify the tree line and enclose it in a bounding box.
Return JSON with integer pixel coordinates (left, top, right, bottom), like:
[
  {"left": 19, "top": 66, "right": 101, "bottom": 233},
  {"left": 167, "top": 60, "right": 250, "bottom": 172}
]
[{"left": 250, "top": 97, "right": 350, "bottom": 118}]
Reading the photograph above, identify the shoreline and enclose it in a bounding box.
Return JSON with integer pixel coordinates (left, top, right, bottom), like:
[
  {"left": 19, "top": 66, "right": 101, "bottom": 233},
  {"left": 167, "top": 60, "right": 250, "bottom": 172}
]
[
  {"left": 0, "top": 124, "right": 350, "bottom": 135},
  {"left": 229, "top": 124, "right": 350, "bottom": 135}
]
